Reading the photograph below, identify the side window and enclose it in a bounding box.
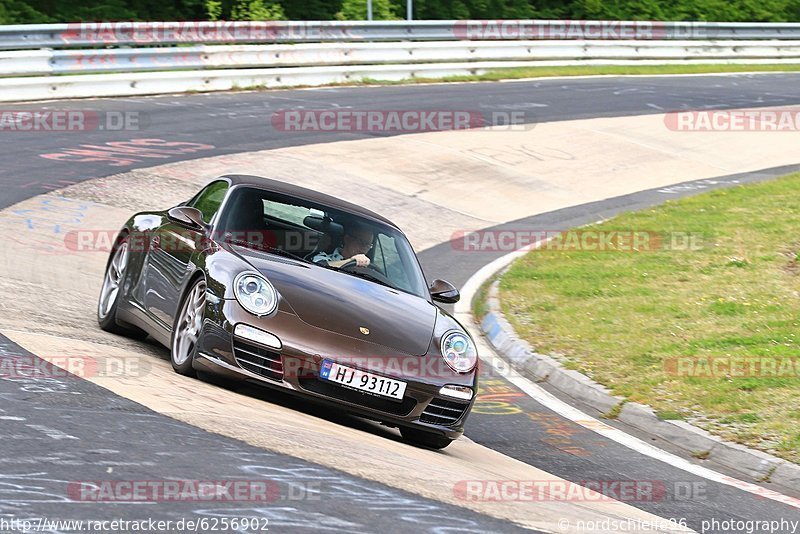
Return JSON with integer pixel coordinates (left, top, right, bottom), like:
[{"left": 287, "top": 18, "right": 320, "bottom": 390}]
[
  {"left": 189, "top": 181, "right": 229, "bottom": 223},
  {"left": 264, "top": 200, "right": 309, "bottom": 227},
  {"left": 374, "top": 233, "right": 412, "bottom": 292}
]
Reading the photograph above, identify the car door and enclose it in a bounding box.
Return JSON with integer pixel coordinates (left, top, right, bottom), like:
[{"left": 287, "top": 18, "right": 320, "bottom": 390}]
[{"left": 142, "top": 180, "right": 229, "bottom": 328}]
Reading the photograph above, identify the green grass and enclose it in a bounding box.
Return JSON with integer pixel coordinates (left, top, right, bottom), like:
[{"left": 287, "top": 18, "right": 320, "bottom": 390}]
[
  {"left": 603, "top": 400, "right": 626, "bottom": 420},
  {"left": 499, "top": 173, "right": 800, "bottom": 463},
  {"left": 359, "top": 64, "right": 800, "bottom": 87},
  {"left": 472, "top": 274, "right": 499, "bottom": 320},
  {"left": 170, "top": 64, "right": 800, "bottom": 97},
  {"left": 438, "top": 63, "right": 800, "bottom": 82},
  {"left": 656, "top": 410, "right": 684, "bottom": 421}
]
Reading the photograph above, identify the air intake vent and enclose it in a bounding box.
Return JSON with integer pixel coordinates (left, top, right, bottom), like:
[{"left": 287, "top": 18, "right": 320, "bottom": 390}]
[
  {"left": 233, "top": 338, "right": 283, "bottom": 381},
  {"left": 420, "top": 398, "right": 469, "bottom": 426}
]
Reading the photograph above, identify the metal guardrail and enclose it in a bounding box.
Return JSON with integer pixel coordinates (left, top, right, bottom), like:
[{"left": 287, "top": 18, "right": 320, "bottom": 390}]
[
  {"left": 5, "top": 56, "right": 799, "bottom": 103},
  {"left": 1, "top": 20, "right": 799, "bottom": 102},
  {"left": 3, "top": 40, "right": 800, "bottom": 77},
  {"left": 3, "top": 20, "right": 800, "bottom": 50}
]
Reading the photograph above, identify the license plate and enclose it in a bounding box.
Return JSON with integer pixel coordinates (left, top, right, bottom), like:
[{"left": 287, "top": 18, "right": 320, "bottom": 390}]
[{"left": 319, "top": 359, "right": 407, "bottom": 401}]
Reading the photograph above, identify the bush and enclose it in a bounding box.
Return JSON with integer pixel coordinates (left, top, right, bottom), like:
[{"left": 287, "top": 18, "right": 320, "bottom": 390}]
[
  {"left": 0, "top": 0, "right": 798, "bottom": 24},
  {"left": 230, "top": 0, "right": 285, "bottom": 20},
  {"left": 336, "top": 0, "right": 399, "bottom": 20}
]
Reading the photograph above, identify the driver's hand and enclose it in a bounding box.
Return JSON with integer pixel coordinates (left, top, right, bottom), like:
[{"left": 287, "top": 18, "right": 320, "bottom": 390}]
[{"left": 351, "top": 254, "right": 370, "bottom": 267}]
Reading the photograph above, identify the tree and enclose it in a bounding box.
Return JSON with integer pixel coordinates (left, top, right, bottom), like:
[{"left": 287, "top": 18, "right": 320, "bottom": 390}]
[
  {"left": 529, "top": 0, "right": 575, "bottom": 19},
  {"left": 573, "top": 0, "right": 666, "bottom": 20},
  {"left": 282, "top": 0, "right": 342, "bottom": 20},
  {"left": 0, "top": 0, "right": 52, "bottom": 23},
  {"left": 336, "top": 0, "right": 399, "bottom": 20},
  {"left": 789, "top": 0, "right": 800, "bottom": 19},
  {"left": 0, "top": 0, "right": 10, "bottom": 23},
  {"left": 206, "top": 0, "right": 222, "bottom": 20},
  {"left": 0, "top": 0, "right": 799, "bottom": 24},
  {"left": 230, "top": 0, "right": 286, "bottom": 20}
]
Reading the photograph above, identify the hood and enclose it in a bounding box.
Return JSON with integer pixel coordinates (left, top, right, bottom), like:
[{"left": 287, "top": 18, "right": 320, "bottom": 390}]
[{"left": 229, "top": 244, "right": 437, "bottom": 356}]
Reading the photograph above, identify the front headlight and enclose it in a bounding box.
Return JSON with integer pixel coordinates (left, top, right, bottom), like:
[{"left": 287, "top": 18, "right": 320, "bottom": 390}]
[
  {"left": 441, "top": 331, "right": 477, "bottom": 373},
  {"left": 234, "top": 272, "right": 278, "bottom": 316}
]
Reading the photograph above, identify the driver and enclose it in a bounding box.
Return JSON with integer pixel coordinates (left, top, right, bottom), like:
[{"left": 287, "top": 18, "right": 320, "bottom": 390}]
[{"left": 313, "top": 220, "right": 374, "bottom": 268}]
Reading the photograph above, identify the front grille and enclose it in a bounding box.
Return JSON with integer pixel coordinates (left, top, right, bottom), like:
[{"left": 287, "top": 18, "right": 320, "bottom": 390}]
[
  {"left": 233, "top": 338, "right": 283, "bottom": 381},
  {"left": 420, "top": 398, "right": 470, "bottom": 426},
  {"left": 298, "top": 377, "right": 417, "bottom": 416}
]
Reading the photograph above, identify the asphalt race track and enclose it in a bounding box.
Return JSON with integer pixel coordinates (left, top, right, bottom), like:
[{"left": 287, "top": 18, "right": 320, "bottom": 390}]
[{"left": 2, "top": 74, "right": 800, "bottom": 533}]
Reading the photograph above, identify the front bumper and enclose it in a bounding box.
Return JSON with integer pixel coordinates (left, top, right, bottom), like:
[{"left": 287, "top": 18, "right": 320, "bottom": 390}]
[{"left": 192, "top": 299, "right": 477, "bottom": 440}]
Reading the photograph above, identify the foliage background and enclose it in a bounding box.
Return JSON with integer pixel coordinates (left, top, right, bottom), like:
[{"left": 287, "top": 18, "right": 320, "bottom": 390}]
[{"left": 1, "top": 0, "right": 798, "bottom": 24}]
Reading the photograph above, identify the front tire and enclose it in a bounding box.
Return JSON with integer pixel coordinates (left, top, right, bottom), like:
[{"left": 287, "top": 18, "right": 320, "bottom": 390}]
[
  {"left": 170, "top": 278, "right": 206, "bottom": 377},
  {"left": 400, "top": 427, "right": 454, "bottom": 450},
  {"left": 97, "top": 237, "right": 147, "bottom": 339}
]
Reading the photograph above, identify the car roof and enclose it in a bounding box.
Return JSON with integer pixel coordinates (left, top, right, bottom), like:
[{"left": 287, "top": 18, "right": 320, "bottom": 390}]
[{"left": 222, "top": 174, "right": 400, "bottom": 229}]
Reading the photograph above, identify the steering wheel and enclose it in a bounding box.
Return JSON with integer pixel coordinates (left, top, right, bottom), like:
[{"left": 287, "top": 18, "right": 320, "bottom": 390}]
[
  {"left": 340, "top": 258, "right": 386, "bottom": 274},
  {"left": 340, "top": 258, "right": 358, "bottom": 269},
  {"left": 339, "top": 259, "right": 395, "bottom": 287}
]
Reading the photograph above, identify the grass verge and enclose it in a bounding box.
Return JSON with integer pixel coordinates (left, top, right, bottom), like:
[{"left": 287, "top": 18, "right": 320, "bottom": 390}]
[
  {"left": 439, "top": 63, "right": 800, "bottom": 82},
  {"left": 499, "top": 173, "right": 800, "bottom": 463},
  {"left": 216, "top": 64, "right": 800, "bottom": 94}
]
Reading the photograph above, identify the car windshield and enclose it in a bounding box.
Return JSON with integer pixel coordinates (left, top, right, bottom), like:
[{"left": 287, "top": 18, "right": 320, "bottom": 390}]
[{"left": 216, "top": 186, "right": 430, "bottom": 299}]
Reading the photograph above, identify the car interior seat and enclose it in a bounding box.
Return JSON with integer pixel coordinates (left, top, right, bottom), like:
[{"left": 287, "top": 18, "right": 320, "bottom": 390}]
[{"left": 303, "top": 215, "right": 344, "bottom": 262}]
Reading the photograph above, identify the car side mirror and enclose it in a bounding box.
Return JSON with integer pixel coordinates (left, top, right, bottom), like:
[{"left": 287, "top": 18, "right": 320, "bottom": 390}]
[
  {"left": 429, "top": 279, "right": 460, "bottom": 304},
  {"left": 168, "top": 206, "right": 206, "bottom": 231}
]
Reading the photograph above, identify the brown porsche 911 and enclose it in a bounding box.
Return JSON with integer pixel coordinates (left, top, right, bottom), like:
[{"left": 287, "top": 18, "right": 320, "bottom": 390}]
[{"left": 97, "top": 175, "right": 478, "bottom": 449}]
